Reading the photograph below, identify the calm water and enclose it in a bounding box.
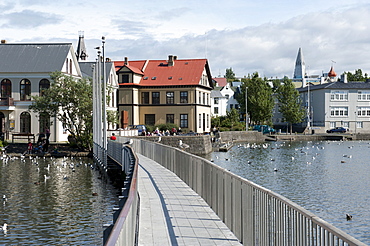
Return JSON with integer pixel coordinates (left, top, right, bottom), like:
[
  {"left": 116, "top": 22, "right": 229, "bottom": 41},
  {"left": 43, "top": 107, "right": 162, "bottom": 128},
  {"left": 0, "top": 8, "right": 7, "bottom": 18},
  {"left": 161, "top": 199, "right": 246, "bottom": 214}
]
[
  {"left": 0, "top": 156, "right": 119, "bottom": 245},
  {"left": 206, "top": 140, "right": 370, "bottom": 245}
]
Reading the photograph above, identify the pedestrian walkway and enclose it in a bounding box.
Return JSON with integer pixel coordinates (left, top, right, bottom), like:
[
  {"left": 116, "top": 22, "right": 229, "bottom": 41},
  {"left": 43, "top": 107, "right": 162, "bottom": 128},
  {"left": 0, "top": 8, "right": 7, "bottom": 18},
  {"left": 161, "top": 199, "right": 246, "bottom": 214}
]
[{"left": 137, "top": 154, "right": 242, "bottom": 246}]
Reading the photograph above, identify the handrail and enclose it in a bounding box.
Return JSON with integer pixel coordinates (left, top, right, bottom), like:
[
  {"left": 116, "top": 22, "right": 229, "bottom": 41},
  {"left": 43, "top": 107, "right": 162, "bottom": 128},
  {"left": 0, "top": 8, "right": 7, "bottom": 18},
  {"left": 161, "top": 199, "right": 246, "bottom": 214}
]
[{"left": 104, "top": 146, "right": 139, "bottom": 246}]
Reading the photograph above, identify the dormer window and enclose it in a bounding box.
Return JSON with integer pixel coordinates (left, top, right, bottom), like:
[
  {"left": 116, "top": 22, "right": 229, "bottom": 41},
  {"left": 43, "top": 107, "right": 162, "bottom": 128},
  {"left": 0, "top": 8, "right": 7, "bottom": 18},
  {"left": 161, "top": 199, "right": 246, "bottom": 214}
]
[
  {"left": 143, "top": 77, "right": 148, "bottom": 80},
  {"left": 168, "top": 76, "right": 172, "bottom": 80},
  {"left": 152, "top": 77, "right": 156, "bottom": 80}
]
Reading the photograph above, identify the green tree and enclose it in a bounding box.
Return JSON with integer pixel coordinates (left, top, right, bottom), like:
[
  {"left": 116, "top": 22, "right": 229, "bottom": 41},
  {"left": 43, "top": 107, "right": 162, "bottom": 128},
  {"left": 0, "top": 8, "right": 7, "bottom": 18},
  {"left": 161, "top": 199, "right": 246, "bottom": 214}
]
[
  {"left": 276, "top": 77, "right": 305, "bottom": 134},
  {"left": 225, "top": 68, "right": 236, "bottom": 82},
  {"left": 345, "top": 69, "right": 366, "bottom": 81},
  {"left": 29, "top": 71, "right": 93, "bottom": 150},
  {"left": 236, "top": 72, "right": 274, "bottom": 125}
]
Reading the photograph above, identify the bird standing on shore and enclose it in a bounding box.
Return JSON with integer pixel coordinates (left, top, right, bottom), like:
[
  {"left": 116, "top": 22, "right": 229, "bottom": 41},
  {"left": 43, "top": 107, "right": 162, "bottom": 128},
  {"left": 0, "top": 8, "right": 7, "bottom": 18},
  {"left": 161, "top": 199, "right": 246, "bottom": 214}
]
[{"left": 0, "top": 223, "right": 7, "bottom": 234}]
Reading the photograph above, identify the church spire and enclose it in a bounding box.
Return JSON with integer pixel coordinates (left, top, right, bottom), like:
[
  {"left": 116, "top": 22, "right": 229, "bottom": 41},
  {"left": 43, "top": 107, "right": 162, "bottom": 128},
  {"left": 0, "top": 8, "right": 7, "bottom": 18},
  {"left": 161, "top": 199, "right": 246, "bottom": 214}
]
[
  {"left": 76, "top": 31, "right": 88, "bottom": 61},
  {"left": 293, "top": 47, "right": 306, "bottom": 79}
]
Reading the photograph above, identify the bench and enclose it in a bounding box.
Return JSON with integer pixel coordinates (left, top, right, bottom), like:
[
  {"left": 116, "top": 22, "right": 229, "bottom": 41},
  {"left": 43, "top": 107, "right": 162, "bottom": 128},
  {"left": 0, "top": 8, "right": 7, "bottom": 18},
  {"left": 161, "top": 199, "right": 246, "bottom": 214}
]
[{"left": 12, "top": 133, "right": 35, "bottom": 143}]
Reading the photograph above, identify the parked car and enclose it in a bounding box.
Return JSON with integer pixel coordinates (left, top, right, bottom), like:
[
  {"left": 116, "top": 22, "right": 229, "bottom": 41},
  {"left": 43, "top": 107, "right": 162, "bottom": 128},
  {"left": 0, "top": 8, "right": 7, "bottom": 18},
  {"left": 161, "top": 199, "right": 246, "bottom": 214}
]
[
  {"left": 326, "top": 127, "right": 347, "bottom": 133},
  {"left": 129, "top": 125, "right": 147, "bottom": 135},
  {"left": 253, "top": 125, "right": 276, "bottom": 134}
]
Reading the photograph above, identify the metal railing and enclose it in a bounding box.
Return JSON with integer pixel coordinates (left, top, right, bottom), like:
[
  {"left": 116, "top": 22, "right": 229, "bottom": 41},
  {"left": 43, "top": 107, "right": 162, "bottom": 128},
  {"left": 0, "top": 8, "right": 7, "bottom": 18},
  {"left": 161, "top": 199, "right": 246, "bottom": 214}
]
[{"left": 122, "top": 137, "right": 366, "bottom": 246}]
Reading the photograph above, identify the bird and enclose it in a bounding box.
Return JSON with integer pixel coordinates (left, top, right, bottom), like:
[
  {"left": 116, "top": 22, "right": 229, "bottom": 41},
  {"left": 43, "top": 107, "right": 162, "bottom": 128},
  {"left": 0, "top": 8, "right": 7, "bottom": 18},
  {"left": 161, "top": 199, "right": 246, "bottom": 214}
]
[
  {"left": 346, "top": 214, "right": 353, "bottom": 220},
  {"left": 1, "top": 223, "right": 7, "bottom": 233},
  {"left": 124, "top": 139, "right": 133, "bottom": 145},
  {"left": 179, "top": 140, "right": 190, "bottom": 149},
  {"left": 2, "top": 195, "right": 7, "bottom": 202},
  {"left": 44, "top": 175, "right": 50, "bottom": 181},
  {"left": 274, "top": 168, "right": 278, "bottom": 172}
]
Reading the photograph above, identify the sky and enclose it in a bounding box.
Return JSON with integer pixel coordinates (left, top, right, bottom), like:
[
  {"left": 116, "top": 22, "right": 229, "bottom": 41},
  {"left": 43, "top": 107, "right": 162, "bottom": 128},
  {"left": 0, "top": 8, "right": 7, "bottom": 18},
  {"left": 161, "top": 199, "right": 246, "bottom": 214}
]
[{"left": 1, "top": 0, "right": 370, "bottom": 79}]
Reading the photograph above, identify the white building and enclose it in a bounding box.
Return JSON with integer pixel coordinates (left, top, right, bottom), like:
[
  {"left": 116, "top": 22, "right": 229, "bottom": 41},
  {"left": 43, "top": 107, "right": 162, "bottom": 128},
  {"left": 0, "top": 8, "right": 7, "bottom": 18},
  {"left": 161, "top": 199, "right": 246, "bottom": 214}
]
[
  {"left": 211, "top": 82, "right": 240, "bottom": 117},
  {"left": 0, "top": 41, "right": 83, "bottom": 142}
]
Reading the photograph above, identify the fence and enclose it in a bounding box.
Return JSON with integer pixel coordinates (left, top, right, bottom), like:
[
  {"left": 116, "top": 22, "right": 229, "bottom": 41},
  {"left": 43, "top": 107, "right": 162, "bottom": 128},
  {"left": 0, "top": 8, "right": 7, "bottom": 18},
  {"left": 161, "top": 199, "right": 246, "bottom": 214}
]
[{"left": 127, "top": 138, "right": 366, "bottom": 246}]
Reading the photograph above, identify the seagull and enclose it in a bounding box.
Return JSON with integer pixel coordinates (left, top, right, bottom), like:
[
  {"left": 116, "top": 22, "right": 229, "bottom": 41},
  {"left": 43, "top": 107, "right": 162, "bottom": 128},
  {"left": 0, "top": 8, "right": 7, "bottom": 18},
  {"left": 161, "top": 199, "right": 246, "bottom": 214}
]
[
  {"left": 274, "top": 168, "right": 278, "bottom": 172},
  {"left": 124, "top": 139, "right": 133, "bottom": 145},
  {"left": 179, "top": 140, "right": 190, "bottom": 149},
  {"left": 1, "top": 223, "right": 7, "bottom": 234},
  {"left": 2, "top": 195, "right": 7, "bottom": 202},
  {"left": 346, "top": 214, "right": 353, "bottom": 220}
]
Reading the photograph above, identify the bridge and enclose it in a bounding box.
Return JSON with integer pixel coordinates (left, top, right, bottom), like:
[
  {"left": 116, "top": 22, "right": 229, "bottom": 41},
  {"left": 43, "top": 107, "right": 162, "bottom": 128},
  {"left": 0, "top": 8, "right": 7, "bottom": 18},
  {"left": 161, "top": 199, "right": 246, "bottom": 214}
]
[{"left": 93, "top": 137, "right": 366, "bottom": 246}]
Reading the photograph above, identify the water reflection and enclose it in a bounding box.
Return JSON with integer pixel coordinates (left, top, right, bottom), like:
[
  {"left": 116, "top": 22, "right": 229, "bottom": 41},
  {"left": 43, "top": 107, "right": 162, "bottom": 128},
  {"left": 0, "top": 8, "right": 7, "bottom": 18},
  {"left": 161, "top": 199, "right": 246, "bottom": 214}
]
[
  {"left": 0, "top": 156, "right": 118, "bottom": 245},
  {"left": 206, "top": 140, "right": 370, "bottom": 245}
]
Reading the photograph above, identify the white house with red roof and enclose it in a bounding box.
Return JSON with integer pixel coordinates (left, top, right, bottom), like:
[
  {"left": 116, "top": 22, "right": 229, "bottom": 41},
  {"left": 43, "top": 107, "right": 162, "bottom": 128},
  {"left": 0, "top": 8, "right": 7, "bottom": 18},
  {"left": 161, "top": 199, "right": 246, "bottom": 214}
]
[{"left": 114, "top": 55, "right": 214, "bottom": 133}]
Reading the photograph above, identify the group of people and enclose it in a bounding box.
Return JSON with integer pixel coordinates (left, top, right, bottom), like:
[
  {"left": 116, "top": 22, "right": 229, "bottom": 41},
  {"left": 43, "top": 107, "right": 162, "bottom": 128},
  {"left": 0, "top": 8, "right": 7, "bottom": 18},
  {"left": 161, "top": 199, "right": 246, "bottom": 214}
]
[
  {"left": 26, "top": 129, "right": 50, "bottom": 154},
  {"left": 146, "top": 127, "right": 182, "bottom": 136}
]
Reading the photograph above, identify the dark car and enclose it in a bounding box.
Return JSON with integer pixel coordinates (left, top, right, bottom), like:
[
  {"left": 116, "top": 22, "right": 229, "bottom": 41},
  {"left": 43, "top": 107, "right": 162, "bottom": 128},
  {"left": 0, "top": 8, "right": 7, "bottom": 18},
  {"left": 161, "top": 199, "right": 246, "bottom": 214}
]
[{"left": 326, "top": 127, "right": 347, "bottom": 133}]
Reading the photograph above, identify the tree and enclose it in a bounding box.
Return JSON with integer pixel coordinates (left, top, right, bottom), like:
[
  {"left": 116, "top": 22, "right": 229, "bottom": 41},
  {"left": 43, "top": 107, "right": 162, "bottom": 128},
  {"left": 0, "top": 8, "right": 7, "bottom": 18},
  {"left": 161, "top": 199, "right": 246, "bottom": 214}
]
[
  {"left": 225, "top": 68, "right": 236, "bottom": 82},
  {"left": 236, "top": 72, "right": 274, "bottom": 125},
  {"left": 345, "top": 69, "right": 367, "bottom": 82},
  {"left": 29, "top": 71, "right": 93, "bottom": 150},
  {"left": 275, "top": 77, "right": 305, "bottom": 134}
]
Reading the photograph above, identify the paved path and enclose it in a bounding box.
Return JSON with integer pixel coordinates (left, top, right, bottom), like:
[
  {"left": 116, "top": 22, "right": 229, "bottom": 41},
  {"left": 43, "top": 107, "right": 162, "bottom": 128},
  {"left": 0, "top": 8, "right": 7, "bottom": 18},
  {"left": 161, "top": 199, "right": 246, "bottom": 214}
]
[{"left": 137, "top": 154, "right": 242, "bottom": 246}]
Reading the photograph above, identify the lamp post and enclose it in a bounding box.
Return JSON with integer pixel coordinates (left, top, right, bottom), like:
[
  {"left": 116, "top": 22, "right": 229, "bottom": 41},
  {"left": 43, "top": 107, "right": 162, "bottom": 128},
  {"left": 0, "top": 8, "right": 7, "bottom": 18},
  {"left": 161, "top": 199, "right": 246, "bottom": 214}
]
[
  {"left": 102, "top": 36, "right": 107, "bottom": 153},
  {"left": 354, "top": 111, "right": 357, "bottom": 134},
  {"left": 245, "top": 86, "right": 248, "bottom": 131}
]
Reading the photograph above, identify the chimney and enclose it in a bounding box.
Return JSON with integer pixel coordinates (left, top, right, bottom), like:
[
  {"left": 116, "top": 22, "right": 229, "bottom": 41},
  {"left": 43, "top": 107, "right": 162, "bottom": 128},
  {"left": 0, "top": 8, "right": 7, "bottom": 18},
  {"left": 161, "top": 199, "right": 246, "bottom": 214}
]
[
  {"left": 168, "top": 55, "right": 175, "bottom": 67},
  {"left": 1, "top": 40, "right": 7, "bottom": 44},
  {"left": 124, "top": 57, "right": 129, "bottom": 65},
  {"left": 341, "top": 73, "right": 348, "bottom": 83}
]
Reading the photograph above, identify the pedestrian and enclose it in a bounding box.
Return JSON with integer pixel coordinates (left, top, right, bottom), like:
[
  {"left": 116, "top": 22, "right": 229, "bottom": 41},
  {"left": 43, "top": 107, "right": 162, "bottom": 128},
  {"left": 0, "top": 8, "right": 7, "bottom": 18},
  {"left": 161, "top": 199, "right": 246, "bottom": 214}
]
[
  {"left": 42, "top": 138, "right": 49, "bottom": 152},
  {"left": 27, "top": 141, "right": 33, "bottom": 154},
  {"left": 45, "top": 129, "right": 50, "bottom": 140},
  {"left": 110, "top": 133, "right": 117, "bottom": 140}
]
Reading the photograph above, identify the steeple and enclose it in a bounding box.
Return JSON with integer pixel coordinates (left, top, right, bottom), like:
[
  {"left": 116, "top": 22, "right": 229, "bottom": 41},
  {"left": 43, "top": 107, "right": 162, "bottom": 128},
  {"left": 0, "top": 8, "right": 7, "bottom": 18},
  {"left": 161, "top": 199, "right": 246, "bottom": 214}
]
[
  {"left": 76, "top": 31, "right": 88, "bottom": 61},
  {"left": 293, "top": 47, "right": 306, "bottom": 79}
]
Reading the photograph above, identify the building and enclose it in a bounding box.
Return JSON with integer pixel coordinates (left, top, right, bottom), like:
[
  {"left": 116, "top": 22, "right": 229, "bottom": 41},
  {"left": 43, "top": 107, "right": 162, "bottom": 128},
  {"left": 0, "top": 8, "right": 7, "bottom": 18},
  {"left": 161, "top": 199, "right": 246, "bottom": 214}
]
[
  {"left": 210, "top": 90, "right": 227, "bottom": 117},
  {"left": 298, "top": 80, "right": 370, "bottom": 133},
  {"left": 114, "top": 55, "right": 213, "bottom": 133},
  {"left": 0, "top": 41, "right": 82, "bottom": 142}
]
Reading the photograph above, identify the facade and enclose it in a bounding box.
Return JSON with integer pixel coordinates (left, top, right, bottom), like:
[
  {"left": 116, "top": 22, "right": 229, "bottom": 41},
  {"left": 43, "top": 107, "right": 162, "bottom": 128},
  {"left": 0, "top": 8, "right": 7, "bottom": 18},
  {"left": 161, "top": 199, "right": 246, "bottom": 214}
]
[
  {"left": 0, "top": 42, "right": 82, "bottom": 142},
  {"left": 115, "top": 55, "right": 213, "bottom": 133},
  {"left": 210, "top": 90, "right": 227, "bottom": 117},
  {"left": 298, "top": 81, "right": 370, "bottom": 133}
]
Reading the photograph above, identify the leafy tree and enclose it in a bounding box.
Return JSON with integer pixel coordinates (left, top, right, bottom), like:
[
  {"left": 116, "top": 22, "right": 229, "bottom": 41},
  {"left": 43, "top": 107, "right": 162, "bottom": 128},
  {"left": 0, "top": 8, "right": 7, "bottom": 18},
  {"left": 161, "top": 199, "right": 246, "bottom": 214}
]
[
  {"left": 236, "top": 72, "right": 274, "bottom": 125},
  {"left": 29, "top": 71, "right": 93, "bottom": 151},
  {"left": 275, "top": 77, "right": 305, "bottom": 134},
  {"left": 225, "top": 68, "right": 236, "bottom": 82},
  {"left": 345, "top": 69, "right": 367, "bottom": 82}
]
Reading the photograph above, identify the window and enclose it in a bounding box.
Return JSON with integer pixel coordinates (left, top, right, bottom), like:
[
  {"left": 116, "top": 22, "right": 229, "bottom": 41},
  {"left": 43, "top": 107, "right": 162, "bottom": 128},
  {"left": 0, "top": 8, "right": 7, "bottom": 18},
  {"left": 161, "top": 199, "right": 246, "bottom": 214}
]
[
  {"left": 202, "top": 93, "right": 205, "bottom": 105},
  {"left": 142, "top": 92, "right": 149, "bottom": 104},
  {"left": 152, "top": 92, "right": 160, "bottom": 104},
  {"left": 358, "top": 91, "right": 370, "bottom": 101},
  {"left": 145, "top": 114, "right": 155, "bottom": 125},
  {"left": 180, "top": 114, "right": 188, "bottom": 128},
  {"left": 214, "top": 107, "right": 219, "bottom": 114},
  {"left": 207, "top": 114, "right": 209, "bottom": 128},
  {"left": 39, "top": 113, "right": 50, "bottom": 134},
  {"left": 1, "top": 79, "right": 11, "bottom": 98},
  {"left": 230, "top": 104, "right": 234, "bottom": 109},
  {"left": 214, "top": 98, "right": 219, "bottom": 105},
  {"left": 166, "top": 92, "right": 174, "bottom": 104},
  {"left": 39, "top": 79, "right": 50, "bottom": 96},
  {"left": 357, "top": 107, "right": 370, "bottom": 116},
  {"left": 20, "top": 111, "right": 31, "bottom": 133},
  {"left": 330, "top": 122, "right": 336, "bottom": 128},
  {"left": 20, "top": 79, "right": 31, "bottom": 101},
  {"left": 199, "top": 92, "right": 201, "bottom": 104},
  {"left": 343, "top": 122, "right": 349, "bottom": 128},
  {"left": 225, "top": 94, "right": 229, "bottom": 99},
  {"left": 199, "top": 114, "right": 201, "bottom": 127},
  {"left": 330, "top": 90, "right": 348, "bottom": 101},
  {"left": 235, "top": 104, "right": 240, "bottom": 109},
  {"left": 166, "top": 114, "right": 174, "bottom": 124},
  {"left": 122, "top": 74, "right": 129, "bottom": 83},
  {"left": 356, "top": 121, "right": 363, "bottom": 128},
  {"left": 180, "top": 91, "right": 188, "bottom": 103},
  {"left": 330, "top": 107, "right": 348, "bottom": 116}
]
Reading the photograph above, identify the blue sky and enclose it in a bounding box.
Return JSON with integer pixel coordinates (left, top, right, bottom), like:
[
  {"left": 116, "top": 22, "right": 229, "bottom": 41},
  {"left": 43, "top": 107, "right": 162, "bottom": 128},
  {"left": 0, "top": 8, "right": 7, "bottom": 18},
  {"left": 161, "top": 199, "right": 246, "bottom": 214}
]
[{"left": 1, "top": 0, "right": 370, "bottom": 78}]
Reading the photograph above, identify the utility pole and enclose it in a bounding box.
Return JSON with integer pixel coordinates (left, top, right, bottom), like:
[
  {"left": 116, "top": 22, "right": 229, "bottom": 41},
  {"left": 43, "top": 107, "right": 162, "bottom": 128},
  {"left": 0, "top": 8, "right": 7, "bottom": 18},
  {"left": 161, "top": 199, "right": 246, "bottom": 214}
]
[{"left": 245, "top": 87, "right": 248, "bottom": 131}]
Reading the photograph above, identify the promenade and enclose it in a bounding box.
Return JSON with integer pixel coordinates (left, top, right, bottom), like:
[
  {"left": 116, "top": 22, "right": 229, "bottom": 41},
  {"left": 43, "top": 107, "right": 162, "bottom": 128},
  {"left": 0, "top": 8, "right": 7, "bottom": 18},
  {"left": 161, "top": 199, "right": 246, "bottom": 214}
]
[{"left": 137, "top": 154, "right": 242, "bottom": 246}]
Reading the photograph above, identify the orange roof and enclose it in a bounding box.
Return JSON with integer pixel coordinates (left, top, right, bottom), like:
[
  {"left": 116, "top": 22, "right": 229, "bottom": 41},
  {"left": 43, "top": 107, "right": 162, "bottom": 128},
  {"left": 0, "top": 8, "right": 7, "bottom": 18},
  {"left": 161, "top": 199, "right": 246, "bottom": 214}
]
[
  {"left": 114, "top": 58, "right": 210, "bottom": 86},
  {"left": 328, "top": 66, "right": 337, "bottom": 77},
  {"left": 213, "top": 77, "right": 227, "bottom": 87}
]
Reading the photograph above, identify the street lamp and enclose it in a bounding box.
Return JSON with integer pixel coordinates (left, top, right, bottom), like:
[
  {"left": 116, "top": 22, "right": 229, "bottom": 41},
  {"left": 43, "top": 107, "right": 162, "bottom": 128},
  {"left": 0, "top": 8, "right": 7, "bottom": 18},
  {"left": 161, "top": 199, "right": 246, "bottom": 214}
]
[
  {"left": 102, "top": 36, "right": 107, "bottom": 152},
  {"left": 245, "top": 87, "right": 248, "bottom": 131}
]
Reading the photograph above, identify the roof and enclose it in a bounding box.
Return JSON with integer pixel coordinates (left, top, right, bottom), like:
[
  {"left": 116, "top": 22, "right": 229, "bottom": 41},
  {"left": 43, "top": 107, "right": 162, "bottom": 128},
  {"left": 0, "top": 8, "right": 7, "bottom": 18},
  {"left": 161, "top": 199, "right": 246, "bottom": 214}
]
[
  {"left": 298, "top": 81, "right": 370, "bottom": 92},
  {"left": 115, "top": 58, "right": 212, "bottom": 87},
  {"left": 210, "top": 90, "right": 225, "bottom": 98},
  {"left": 213, "top": 77, "right": 227, "bottom": 87},
  {"left": 0, "top": 43, "right": 73, "bottom": 73},
  {"left": 79, "top": 61, "right": 114, "bottom": 79}
]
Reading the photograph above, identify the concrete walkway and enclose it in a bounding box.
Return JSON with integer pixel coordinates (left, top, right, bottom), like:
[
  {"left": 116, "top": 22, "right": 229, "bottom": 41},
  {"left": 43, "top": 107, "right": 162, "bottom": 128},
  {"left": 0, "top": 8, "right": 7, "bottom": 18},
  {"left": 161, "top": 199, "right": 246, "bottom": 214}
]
[{"left": 137, "top": 154, "right": 242, "bottom": 246}]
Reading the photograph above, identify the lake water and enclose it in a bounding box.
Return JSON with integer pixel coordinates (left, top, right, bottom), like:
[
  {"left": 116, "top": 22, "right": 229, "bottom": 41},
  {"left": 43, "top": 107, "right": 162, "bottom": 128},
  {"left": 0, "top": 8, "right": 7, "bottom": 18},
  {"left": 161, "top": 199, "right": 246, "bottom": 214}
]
[
  {"left": 0, "top": 156, "right": 118, "bottom": 245},
  {"left": 205, "top": 140, "right": 370, "bottom": 245}
]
